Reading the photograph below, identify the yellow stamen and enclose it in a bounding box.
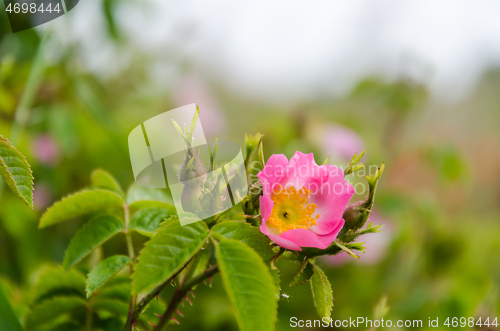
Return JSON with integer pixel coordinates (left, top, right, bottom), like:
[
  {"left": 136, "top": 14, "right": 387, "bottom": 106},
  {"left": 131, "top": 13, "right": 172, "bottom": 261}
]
[{"left": 268, "top": 186, "right": 320, "bottom": 233}]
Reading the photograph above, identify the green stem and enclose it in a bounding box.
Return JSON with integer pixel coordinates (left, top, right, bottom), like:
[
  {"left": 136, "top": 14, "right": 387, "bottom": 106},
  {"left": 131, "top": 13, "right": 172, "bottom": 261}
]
[
  {"left": 123, "top": 258, "right": 196, "bottom": 331},
  {"left": 156, "top": 265, "right": 219, "bottom": 330},
  {"left": 123, "top": 204, "right": 134, "bottom": 260},
  {"left": 85, "top": 304, "right": 92, "bottom": 331},
  {"left": 127, "top": 261, "right": 192, "bottom": 329},
  {"left": 270, "top": 248, "right": 285, "bottom": 270},
  {"left": 123, "top": 203, "right": 137, "bottom": 331}
]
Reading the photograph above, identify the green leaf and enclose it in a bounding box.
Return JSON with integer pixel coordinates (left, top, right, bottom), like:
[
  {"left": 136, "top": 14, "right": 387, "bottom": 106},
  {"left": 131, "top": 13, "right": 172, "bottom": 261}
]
[
  {"left": 126, "top": 184, "right": 172, "bottom": 205},
  {"left": 90, "top": 169, "right": 124, "bottom": 197},
  {"left": 25, "top": 296, "right": 87, "bottom": 330},
  {"left": 301, "top": 240, "right": 366, "bottom": 258},
  {"left": 258, "top": 139, "right": 265, "bottom": 168},
  {"left": 0, "top": 135, "right": 34, "bottom": 208},
  {"left": 189, "top": 105, "right": 200, "bottom": 140},
  {"left": 177, "top": 211, "right": 203, "bottom": 226},
  {"left": 215, "top": 239, "right": 278, "bottom": 331},
  {"left": 132, "top": 221, "right": 209, "bottom": 295},
  {"left": 129, "top": 207, "right": 172, "bottom": 236},
  {"left": 344, "top": 150, "right": 365, "bottom": 176},
  {"left": 31, "top": 267, "right": 86, "bottom": 305},
  {"left": 86, "top": 255, "right": 131, "bottom": 298},
  {"left": 0, "top": 282, "right": 22, "bottom": 331},
  {"left": 212, "top": 221, "right": 275, "bottom": 263},
  {"left": 63, "top": 215, "right": 124, "bottom": 270},
  {"left": 171, "top": 119, "right": 189, "bottom": 146},
  {"left": 39, "top": 189, "right": 124, "bottom": 228},
  {"left": 289, "top": 260, "right": 314, "bottom": 287},
  {"left": 310, "top": 265, "right": 333, "bottom": 319},
  {"left": 208, "top": 136, "right": 220, "bottom": 172},
  {"left": 345, "top": 241, "right": 366, "bottom": 253},
  {"left": 333, "top": 241, "right": 360, "bottom": 258},
  {"left": 129, "top": 200, "right": 175, "bottom": 215},
  {"left": 126, "top": 184, "right": 175, "bottom": 214},
  {"left": 244, "top": 133, "right": 264, "bottom": 169}
]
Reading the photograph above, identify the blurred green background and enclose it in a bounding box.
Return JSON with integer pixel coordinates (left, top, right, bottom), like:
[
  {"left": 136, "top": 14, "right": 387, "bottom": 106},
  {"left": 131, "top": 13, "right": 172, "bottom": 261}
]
[{"left": 1, "top": 1, "right": 500, "bottom": 330}]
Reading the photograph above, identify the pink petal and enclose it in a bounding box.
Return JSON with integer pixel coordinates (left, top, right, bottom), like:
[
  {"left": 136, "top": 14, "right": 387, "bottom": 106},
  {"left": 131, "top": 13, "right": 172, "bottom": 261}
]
[
  {"left": 259, "top": 195, "right": 274, "bottom": 222},
  {"left": 280, "top": 151, "right": 329, "bottom": 191},
  {"left": 309, "top": 180, "right": 354, "bottom": 235},
  {"left": 278, "top": 220, "right": 344, "bottom": 250},
  {"left": 257, "top": 154, "right": 288, "bottom": 195},
  {"left": 264, "top": 232, "right": 302, "bottom": 251}
]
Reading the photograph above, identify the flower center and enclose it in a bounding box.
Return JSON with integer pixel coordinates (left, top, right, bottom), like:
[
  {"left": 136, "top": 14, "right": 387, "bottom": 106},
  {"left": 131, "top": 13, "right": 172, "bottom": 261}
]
[{"left": 268, "top": 186, "right": 320, "bottom": 233}]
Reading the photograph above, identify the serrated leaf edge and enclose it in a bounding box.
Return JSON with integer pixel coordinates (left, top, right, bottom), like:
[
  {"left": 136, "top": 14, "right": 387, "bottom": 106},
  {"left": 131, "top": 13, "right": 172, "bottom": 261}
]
[
  {"left": 289, "top": 260, "right": 314, "bottom": 287},
  {"left": 215, "top": 238, "right": 278, "bottom": 331},
  {"left": 131, "top": 221, "right": 209, "bottom": 295},
  {"left": 63, "top": 215, "right": 124, "bottom": 271},
  {"left": 0, "top": 134, "right": 34, "bottom": 208},
  {"left": 85, "top": 255, "right": 131, "bottom": 298},
  {"left": 39, "top": 188, "right": 124, "bottom": 228},
  {"left": 311, "top": 265, "right": 333, "bottom": 319}
]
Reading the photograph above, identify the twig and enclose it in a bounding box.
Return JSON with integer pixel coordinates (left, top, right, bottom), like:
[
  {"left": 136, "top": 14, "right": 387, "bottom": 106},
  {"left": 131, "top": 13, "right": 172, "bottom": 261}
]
[{"left": 155, "top": 265, "right": 219, "bottom": 330}]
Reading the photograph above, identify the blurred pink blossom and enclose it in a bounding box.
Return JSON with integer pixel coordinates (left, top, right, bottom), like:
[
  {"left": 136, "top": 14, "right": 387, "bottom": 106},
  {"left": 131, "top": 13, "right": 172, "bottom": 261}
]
[
  {"left": 31, "top": 134, "right": 60, "bottom": 167},
  {"left": 320, "top": 124, "right": 364, "bottom": 161},
  {"left": 173, "top": 75, "right": 225, "bottom": 138},
  {"left": 321, "top": 210, "right": 393, "bottom": 266}
]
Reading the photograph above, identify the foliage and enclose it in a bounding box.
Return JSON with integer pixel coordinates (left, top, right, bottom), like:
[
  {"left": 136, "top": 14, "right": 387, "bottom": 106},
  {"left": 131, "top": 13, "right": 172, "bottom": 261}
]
[
  {"left": 310, "top": 264, "right": 333, "bottom": 319},
  {"left": 86, "top": 255, "right": 131, "bottom": 297},
  {"left": 0, "top": 135, "right": 34, "bottom": 208},
  {"left": 3, "top": 20, "right": 500, "bottom": 331},
  {"left": 132, "top": 220, "right": 209, "bottom": 295},
  {"left": 5, "top": 126, "right": 383, "bottom": 331},
  {"left": 0, "top": 283, "right": 22, "bottom": 331},
  {"left": 215, "top": 239, "right": 278, "bottom": 331}
]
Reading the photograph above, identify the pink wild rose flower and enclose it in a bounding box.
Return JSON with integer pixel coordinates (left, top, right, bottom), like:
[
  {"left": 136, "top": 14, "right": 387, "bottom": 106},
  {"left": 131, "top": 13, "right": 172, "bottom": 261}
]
[{"left": 257, "top": 151, "right": 354, "bottom": 251}]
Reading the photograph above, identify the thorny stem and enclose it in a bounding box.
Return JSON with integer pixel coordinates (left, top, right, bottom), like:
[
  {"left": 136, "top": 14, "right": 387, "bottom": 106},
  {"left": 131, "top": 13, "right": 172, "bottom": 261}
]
[
  {"left": 132, "top": 282, "right": 170, "bottom": 319},
  {"left": 124, "top": 257, "right": 197, "bottom": 330},
  {"left": 155, "top": 265, "right": 219, "bottom": 330}
]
